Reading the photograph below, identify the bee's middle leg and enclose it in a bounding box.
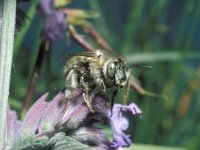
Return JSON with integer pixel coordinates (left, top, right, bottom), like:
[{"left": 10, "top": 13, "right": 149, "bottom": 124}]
[{"left": 80, "top": 76, "right": 94, "bottom": 113}]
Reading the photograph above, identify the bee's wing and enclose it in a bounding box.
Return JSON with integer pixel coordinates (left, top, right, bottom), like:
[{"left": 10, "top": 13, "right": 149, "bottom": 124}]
[
  {"left": 60, "top": 52, "right": 96, "bottom": 62},
  {"left": 79, "top": 51, "right": 97, "bottom": 58}
]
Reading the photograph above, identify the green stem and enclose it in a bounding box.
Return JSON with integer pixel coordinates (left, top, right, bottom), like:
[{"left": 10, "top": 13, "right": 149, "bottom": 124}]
[
  {"left": 45, "top": 43, "right": 51, "bottom": 91},
  {"left": 20, "top": 36, "right": 47, "bottom": 116},
  {"left": 125, "top": 52, "right": 200, "bottom": 64},
  {"left": 14, "top": 0, "right": 38, "bottom": 57},
  {"left": 0, "top": 0, "right": 16, "bottom": 148}
]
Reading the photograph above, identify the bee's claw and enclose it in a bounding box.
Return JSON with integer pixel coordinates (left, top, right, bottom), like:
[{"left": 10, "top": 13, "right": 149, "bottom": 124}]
[{"left": 106, "top": 102, "right": 110, "bottom": 108}]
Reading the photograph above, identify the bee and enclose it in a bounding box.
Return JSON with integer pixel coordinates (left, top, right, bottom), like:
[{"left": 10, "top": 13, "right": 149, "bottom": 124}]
[{"left": 64, "top": 49, "right": 131, "bottom": 113}]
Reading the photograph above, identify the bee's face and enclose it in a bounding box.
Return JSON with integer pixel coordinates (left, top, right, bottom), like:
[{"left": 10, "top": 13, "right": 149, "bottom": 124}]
[
  {"left": 104, "top": 59, "right": 130, "bottom": 88},
  {"left": 98, "top": 50, "right": 131, "bottom": 88}
]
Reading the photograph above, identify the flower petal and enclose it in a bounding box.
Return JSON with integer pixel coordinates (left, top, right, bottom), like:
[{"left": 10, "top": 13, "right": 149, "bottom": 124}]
[
  {"left": 38, "top": 92, "right": 65, "bottom": 132},
  {"left": 109, "top": 103, "right": 142, "bottom": 149},
  {"left": 125, "top": 103, "right": 142, "bottom": 115},
  {"left": 4, "top": 107, "right": 22, "bottom": 148},
  {"left": 20, "top": 93, "right": 49, "bottom": 136},
  {"left": 56, "top": 90, "right": 90, "bottom": 130},
  {"left": 37, "top": 0, "right": 55, "bottom": 16},
  {"left": 43, "top": 11, "right": 67, "bottom": 42}
]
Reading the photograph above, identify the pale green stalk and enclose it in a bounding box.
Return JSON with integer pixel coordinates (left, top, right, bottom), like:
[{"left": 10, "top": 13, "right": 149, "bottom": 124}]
[{"left": 0, "top": 0, "right": 16, "bottom": 148}]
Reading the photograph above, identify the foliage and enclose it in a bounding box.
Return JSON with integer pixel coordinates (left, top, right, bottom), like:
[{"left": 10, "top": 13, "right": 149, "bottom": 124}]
[{"left": 4, "top": 91, "right": 141, "bottom": 149}]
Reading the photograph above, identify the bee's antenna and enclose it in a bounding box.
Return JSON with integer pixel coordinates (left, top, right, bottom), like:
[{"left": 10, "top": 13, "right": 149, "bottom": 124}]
[{"left": 130, "top": 65, "right": 153, "bottom": 69}]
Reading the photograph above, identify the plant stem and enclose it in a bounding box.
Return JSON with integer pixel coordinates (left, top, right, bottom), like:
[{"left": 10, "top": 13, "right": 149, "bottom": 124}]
[
  {"left": 20, "top": 36, "right": 47, "bottom": 115},
  {"left": 0, "top": 0, "right": 16, "bottom": 148},
  {"left": 45, "top": 43, "right": 51, "bottom": 91},
  {"left": 14, "top": 0, "right": 38, "bottom": 57},
  {"left": 83, "top": 24, "right": 112, "bottom": 50},
  {"left": 68, "top": 25, "right": 95, "bottom": 52}
]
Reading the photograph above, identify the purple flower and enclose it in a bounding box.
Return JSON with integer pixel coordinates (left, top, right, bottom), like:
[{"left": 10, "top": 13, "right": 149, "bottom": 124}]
[
  {"left": 4, "top": 107, "right": 21, "bottom": 149},
  {"left": 4, "top": 90, "right": 142, "bottom": 150},
  {"left": 109, "top": 104, "right": 142, "bottom": 149},
  {"left": 37, "top": 0, "right": 67, "bottom": 42},
  {"left": 43, "top": 11, "right": 67, "bottom": 42},
  {"left": 37, "top": 0, "right": 54, "bottom": 16},
  {"left": 20, "top": 93, "right": 49, "bottom": 136}
]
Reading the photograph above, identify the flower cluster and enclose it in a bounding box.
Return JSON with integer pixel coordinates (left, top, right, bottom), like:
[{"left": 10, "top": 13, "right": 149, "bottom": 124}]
[
  {"left": 37, "top": 0, "right": 67, "bottom": 42},
  {"left": 4, "top": 90, "right": 141, "bottom": 150}
]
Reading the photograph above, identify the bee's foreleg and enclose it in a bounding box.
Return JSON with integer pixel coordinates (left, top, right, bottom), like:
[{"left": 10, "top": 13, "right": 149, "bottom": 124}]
[
  {"left": 100, "top": 79, "right": 110, "bottom": 108},
  {"left": 64, "top": 88, "right": 73, "bottom": 100},
  {"left": 123, "top": 81, "right": 130, "bottom": 105},
  {"left": 80, "top": 76, "right": 95, "bottom": 113},
  {"left": 110, "top": 89, "right": 118, "bottom": 117},
  {"left": 64, "top": 69, "right": 79, "bottom": 100}
]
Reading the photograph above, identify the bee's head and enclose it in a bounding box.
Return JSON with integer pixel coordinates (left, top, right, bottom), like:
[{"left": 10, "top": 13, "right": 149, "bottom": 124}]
[{"left": 104, "top": 59, "right": 131, "bottom": 88}]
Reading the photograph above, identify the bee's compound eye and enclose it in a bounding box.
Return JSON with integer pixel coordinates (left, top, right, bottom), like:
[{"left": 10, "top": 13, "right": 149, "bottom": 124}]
[{"left": 107, "top": 61, "right": 116, "bottom": 79}]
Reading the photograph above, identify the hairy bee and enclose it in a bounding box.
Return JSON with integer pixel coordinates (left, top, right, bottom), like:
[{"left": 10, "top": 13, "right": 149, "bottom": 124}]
[{"left": 64, "top": 49, "right": 131, "bottom": 112}]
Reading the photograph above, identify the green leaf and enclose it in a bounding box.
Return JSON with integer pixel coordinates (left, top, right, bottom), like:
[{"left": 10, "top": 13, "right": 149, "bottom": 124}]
[
  {"left": 61, "top": 9, "right": 100, "bottom": 26},
  {"left": 9, "top": 97, "right": 22, "bottom": 111},
  {"left": 129, "top": 144, "right": 185, "bottom": 150},
  {"left": 49, "top": 132, "right": 91, "bottom": 150},
  {"left": 11, "top": 136, "right": 49, "bottom": 150},
  {"left": 55, "top": 0, "right": 74, "bottom": 8},
  {"left": 65, "top": 9, "right": 100, "bottom": 18},
  {"left": 125, "top": 52, "right": 200, "bottom": 64},
  {"left": 12, "top": 133, "right": 91, "bottom": 150}
]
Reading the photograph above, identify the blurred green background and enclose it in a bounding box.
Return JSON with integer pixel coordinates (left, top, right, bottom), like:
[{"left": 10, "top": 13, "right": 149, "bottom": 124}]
[{"left": 11, "top": 0, "right": 200, "bottom": 149}]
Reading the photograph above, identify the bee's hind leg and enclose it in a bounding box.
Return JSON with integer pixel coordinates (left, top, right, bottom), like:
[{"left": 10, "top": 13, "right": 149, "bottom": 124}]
[{"left": 80, "top": 77, "right": 95, "bottom": 113}]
